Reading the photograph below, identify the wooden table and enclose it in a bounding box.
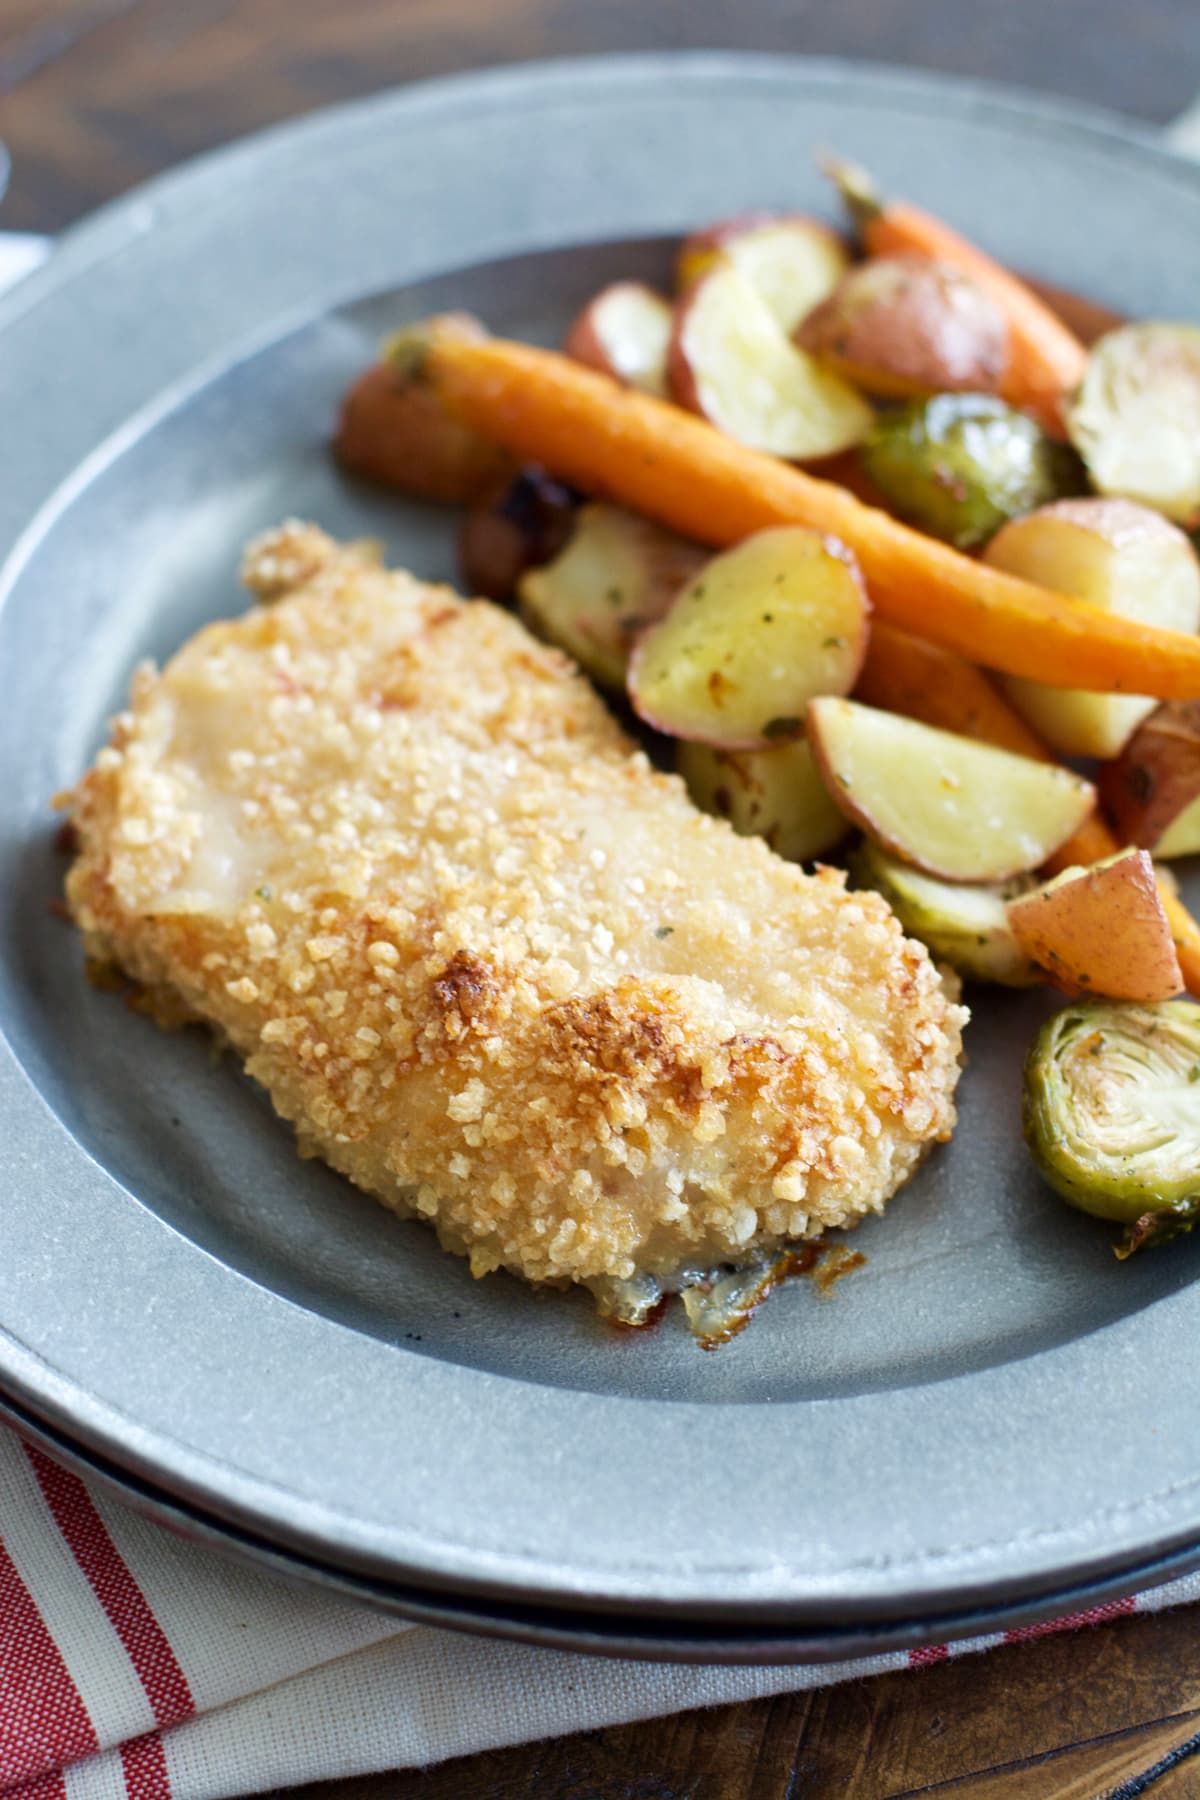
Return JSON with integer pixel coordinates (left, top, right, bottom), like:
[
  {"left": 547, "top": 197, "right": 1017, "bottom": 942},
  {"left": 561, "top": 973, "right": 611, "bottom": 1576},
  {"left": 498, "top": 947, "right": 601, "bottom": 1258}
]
[{"left": 5, "top": 5, "right": 1200, "bottom": 1796}]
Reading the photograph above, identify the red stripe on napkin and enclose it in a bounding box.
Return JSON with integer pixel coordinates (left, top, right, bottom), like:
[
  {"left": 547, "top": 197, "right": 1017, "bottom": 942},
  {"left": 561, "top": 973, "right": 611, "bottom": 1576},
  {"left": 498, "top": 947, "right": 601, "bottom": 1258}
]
[
  {"left": 0, "top": 1538, "right": 97, "bottom": 1787},
  {"left": 120, "top": 1731, "right": 172, "bottom": 1800},
  {"left": 1003, "top": 1595, "right": 1137, "bottom": 1642},
  {"left": 7, "top": 1770, "right": 69, "bottom": 1799},
  {"left": 25, "top": 1449, "right": 194, "bottom": 1729}
]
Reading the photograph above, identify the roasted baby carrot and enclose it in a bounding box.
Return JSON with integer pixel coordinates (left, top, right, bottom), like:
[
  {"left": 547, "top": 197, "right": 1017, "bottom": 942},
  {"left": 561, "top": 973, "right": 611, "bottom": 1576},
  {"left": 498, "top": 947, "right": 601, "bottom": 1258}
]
[
  {"left": 855, "top": 623, "right": 1047, "bottom": 758},
  {"left": 409, "top": 329, "right": 1200, "bottom": 700},
  {"left": 825, "top": 158, "right": 1088, "bottom": 434}
]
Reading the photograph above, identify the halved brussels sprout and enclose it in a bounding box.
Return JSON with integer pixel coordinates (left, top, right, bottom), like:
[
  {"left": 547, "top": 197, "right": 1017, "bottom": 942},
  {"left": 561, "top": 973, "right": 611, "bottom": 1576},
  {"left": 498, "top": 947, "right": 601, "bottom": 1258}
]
[
  {"left": 861, "top": 393, "right": 1083, "bottom": 550},
  {"left": 850, "top": 841, "right": 1038, "bottom": 985},
  {"left": 1068, "top": 324, "right": 1200, "bottom": 523},
  {"left": 1023, "top": 998, "right": 1200, "bottom": 1253}
]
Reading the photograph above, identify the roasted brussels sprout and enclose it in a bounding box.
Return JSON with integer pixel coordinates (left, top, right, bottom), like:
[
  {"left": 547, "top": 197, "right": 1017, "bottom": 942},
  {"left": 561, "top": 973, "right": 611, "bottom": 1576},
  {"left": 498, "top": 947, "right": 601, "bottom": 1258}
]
[
  {"left": 1023, "top": 999, "right": 1200, "bottom": 1253},
  {"left": 850, "top": 842, "right": 1038, "bottom": 985},
  {"left": 861, "top": 393, "right": 1083, "bottom": 550},
  {"left": 1068, "top": 323, "right": 1200, "bottom": 523}
]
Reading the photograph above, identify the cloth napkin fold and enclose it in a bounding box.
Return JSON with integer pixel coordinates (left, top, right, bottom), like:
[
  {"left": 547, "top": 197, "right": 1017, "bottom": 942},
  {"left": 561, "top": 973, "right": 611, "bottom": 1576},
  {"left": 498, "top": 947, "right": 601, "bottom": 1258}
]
[{"left": 0, "top": 1422, "right": 1196, "bottom": 1800}]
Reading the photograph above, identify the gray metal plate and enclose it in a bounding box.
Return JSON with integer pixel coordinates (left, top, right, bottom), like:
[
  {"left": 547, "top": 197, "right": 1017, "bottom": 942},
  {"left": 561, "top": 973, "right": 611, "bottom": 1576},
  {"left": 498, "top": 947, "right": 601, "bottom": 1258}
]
[
  {"left": 2, "top": 55, "right": 1200, "bottom": 1641},
  {"left": 5, "top": 1385, "right": 1198, "bottom": 1664}
]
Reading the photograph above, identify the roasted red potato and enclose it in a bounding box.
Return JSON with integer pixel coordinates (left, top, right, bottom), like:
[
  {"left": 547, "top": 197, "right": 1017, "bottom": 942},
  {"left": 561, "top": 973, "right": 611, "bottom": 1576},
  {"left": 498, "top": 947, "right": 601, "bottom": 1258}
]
[
  {"left": 806, "top": 698, "right": 1096, "bottom": 883},
  {"left": 794, "top": 255, "right": 1009, "bottom": 399},
  {"left": 668, "top": 263, "right": 873, "bottom": 460},
  {"left": 457, "top": 469, "right": 579, "bottom": 602},
  {"left": 1007, "top": 849, "right": 1184, "bottom": 1002},
  {"left": 627, "top": 527, "right": 869, "bottom": 747},
  {"left": 676, "top": 213, "right": 849, "bottom": 332},
  {"left": 518, "top": 502, "right": 703, "bottom": 689},
  {"left": 334, "top": 314, "right": 514, "bottom": 504},
  {"left": 562, "top": 282, "right": 673, "bottom": 396},
  {"left": 1100, "top": 701, "right": 1200, "bottom": 859}
]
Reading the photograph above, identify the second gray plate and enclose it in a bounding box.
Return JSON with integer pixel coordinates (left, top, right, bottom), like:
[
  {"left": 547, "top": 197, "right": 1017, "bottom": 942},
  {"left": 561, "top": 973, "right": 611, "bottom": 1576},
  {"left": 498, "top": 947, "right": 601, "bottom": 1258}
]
[{"left": 2, "top": 55, "right": 1200, "bottom": 1649}]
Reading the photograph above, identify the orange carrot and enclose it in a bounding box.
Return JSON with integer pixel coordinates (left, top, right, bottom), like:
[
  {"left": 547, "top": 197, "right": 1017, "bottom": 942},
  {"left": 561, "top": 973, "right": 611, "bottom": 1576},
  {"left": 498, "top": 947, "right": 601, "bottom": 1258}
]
[
  {"left": 1159, "top": 887, "right": 1200, "bottom": 997},
  {"left": 857, "top": 620, "right": 1200, "bottom": 994},
  {"left": 414, "top": 330, "right": 1200, "bottom": 701},
  {"left": 827, "top": 159, "right": 1088, "bottom": 434},
  {"left": 855, "top": 623, "right": 1047, "bottom": 758}
]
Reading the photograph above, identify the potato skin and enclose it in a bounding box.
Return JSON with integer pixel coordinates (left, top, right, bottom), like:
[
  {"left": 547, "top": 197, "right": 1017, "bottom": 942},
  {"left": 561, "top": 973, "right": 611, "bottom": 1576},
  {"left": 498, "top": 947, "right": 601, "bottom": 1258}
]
[
  {"left": 795, "top": 255, "right": 1009, "bottom": 400},
  {"left": 627, "top": 528, "right": 869, "bottom": 749},
  {"left": 667, "top": 263, "right": 874, "bottom": 460},
  {"left": 561, "top": 281, "right": 672, "bottom": 395},
  {"left": 1100, "top": 702, "right": 1200, "bottom": 849},
  {"left": 1008, "top": 851, "right": 1183, "bottom": 1003},
  {"left": 675, "top": 213, "right": 848, "bottom": 319},
  {"left": 334, "top": 316, "right": 514, "bottom": 504}
]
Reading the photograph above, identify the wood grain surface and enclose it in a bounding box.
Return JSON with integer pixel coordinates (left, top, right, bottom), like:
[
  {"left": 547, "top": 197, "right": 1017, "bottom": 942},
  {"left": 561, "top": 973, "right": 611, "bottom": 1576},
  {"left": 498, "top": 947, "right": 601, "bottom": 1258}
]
[{"left": 5, "top": 4, "right": 1200, "bottom": 1796}]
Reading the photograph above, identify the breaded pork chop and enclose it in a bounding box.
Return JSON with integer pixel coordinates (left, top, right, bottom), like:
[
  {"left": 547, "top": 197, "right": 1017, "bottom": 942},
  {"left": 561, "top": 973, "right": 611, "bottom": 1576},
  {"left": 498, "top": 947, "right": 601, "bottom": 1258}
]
[{"left": 66, "top": 524, "right": 966, "bottom": 1294}]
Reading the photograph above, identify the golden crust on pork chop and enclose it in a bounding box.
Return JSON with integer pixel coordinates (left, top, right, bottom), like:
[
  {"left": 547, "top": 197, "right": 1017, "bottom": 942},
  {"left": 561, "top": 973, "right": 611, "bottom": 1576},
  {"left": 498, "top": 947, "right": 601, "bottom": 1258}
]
[{"left": 66, "top": 524, "right": 966, "bottom": 1288}]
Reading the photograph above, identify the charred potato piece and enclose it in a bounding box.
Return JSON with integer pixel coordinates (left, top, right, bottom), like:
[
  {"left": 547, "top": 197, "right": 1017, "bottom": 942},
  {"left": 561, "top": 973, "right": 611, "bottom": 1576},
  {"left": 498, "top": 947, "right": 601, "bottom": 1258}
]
[{"left": 458, "top": 469, "right": 579, "bottom": 602}]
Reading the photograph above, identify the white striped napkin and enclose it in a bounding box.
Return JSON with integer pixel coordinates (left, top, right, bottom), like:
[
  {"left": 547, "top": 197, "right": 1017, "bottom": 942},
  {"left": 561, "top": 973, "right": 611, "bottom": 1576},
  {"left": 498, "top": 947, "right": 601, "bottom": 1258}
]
[{"left": 1, "top": 1421, "right": 1196, "bottom": 1800}]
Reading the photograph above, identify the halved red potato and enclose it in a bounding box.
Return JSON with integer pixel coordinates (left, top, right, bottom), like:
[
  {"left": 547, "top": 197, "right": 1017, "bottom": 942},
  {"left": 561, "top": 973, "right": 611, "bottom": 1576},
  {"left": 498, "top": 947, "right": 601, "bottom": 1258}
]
[
  {"left": 1008, "top": 850, "right": 1184, "bottom": 1002},
  {"left": 518, "top": 503, "right": 704, "bottom": 689},
  {"left": 333, "top": 313, "right": 514, "bottom": 504},
  {"left": 794, "top": 255, "right": 1009, "bottom": 399},
  {"left": 1100, "top": 702, "right": 1200, "bottom": 858},
  {"left": 457, "top": 468, "right": 579, "bottom": 601},
  {"left": 627, "top": 527, "right": 868, "bottom": 748},
  {"left": 806, "top": 698, "right": 1096, "bottom": 883},
  {"left": 562, "top": 281, "right": 674, "bottom": 396},
  {"left": 675, "top": 735, "right": 848, "bottom": 863},
  {"left": 676, "top": 213, "right": 849, "bottom": 333},
  {"left": 668, "top": 264, "right": 874, "bottom": 460},
  {"left": 984, "top": 498, "right": 1200, "bottom": 759}
]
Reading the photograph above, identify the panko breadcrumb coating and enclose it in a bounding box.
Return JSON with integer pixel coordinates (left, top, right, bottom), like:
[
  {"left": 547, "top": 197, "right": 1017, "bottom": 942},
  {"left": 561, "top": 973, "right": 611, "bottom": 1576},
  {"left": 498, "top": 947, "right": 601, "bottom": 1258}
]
[{"left": 66, "top": 524, "right": 966, "bottom": 1293}]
